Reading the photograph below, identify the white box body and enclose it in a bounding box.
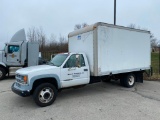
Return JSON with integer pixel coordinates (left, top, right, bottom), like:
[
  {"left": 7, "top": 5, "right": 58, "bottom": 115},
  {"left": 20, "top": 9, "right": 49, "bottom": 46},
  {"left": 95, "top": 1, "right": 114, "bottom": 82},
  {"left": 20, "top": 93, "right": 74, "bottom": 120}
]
[{"left": 69, "top": 22, "right": 151, "bottom": 76}]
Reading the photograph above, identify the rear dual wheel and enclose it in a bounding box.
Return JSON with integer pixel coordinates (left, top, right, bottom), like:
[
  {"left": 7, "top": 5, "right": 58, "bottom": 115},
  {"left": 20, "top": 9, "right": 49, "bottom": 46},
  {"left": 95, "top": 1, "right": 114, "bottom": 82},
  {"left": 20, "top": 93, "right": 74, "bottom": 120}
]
[{"left": 120, "top": 73, "right": 136, "bottom": 88}]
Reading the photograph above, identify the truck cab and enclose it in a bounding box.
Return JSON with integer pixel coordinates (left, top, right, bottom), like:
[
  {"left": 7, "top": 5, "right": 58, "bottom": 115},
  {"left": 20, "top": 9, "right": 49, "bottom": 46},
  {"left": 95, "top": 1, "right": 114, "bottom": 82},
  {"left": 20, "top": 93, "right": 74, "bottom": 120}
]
[
  {"left": 12, "top": 53, "right": 90, "bottom": 106},
  {"left": 0, "top": 29, "right": 39, "bottom": 80}
]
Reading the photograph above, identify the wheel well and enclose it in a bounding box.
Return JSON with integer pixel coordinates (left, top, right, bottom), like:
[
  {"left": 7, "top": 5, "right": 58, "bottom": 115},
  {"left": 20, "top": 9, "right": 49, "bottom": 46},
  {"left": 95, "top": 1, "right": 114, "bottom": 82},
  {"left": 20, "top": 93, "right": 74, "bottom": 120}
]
[
  {"left": 119, "top": 71, "right": 143, "bottom": 82},
  {"left": 31, "top": 78, "right": 58, "bottom": 94}
]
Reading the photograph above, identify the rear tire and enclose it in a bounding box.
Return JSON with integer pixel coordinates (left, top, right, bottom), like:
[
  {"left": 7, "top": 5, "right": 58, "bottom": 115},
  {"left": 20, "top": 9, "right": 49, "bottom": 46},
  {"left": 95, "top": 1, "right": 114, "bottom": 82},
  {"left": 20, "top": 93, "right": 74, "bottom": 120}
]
[
  {"left": 120, "top": 78, "right": 125, "bottom": 86},
  {"left": 123, "top": 73, "right": 136, "bottom": 88},
  {"left": 33, "top": 83, "right": 57, "bottom": 107},
  {"left": 0, "top": 67, "right": 6, "bottom": 80}
]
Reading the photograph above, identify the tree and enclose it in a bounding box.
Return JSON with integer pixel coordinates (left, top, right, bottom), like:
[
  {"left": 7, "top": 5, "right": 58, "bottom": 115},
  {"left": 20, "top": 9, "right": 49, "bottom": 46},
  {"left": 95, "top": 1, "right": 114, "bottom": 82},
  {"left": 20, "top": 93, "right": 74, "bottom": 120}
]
[
  {"left": 27, "top": 26, "right": 68, "bottom": 55},
  {"left": 59, "top": 34, "right": 68, "bottom": 52},
  {"left": 150, "top": 33, "right": 158, "bottom": 52},
  {"left": 27, "top": 27, "right": 37, "bottom": 42},
  {"left": 82, "top": 23, "right": 88, "bottom": 28},
  {"left": 74, "top": 23, "right": 88, "bottom": 30},
  {"left": 74, "top": 24, "right": 81, "bottom": 30},
  {"left": 27, "top": 27, "right": 47, "bottom": 51}
]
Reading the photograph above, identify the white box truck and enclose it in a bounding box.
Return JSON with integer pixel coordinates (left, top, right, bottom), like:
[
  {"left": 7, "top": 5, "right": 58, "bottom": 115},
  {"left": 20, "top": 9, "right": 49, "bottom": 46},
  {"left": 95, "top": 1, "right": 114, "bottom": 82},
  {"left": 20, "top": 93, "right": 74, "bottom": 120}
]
[
  {"left": 12, "top": 22, "right": 151, "bottom": 107},
  {"left": 0, "top": 29, "right": 39, "bottom": 80}
]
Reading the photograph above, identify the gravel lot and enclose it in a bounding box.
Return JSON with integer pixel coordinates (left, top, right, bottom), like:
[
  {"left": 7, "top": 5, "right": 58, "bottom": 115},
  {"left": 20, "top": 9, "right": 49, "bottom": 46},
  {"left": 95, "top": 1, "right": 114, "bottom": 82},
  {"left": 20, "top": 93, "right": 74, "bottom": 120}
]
[{"left": 0, "top": 77, "right": 160, "bottom": 120}]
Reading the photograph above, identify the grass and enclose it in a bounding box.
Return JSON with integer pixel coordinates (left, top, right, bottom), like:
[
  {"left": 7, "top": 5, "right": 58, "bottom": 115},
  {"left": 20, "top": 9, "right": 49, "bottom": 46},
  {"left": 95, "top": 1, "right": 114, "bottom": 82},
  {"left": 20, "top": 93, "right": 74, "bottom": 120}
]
[
  {"left": 146, "top": 52, "right": 160, "bottom": 80},
  {"left": 151, "top": 52, "right": 159, "bottom": 72}
]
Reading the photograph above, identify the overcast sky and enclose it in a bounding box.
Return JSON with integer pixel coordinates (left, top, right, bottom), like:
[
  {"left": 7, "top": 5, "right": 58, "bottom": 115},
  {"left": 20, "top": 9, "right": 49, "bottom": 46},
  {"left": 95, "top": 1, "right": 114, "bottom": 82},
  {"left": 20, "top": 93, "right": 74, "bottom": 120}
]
[{"left": 1, "top": 0, "right": 160, "bottom": 49}]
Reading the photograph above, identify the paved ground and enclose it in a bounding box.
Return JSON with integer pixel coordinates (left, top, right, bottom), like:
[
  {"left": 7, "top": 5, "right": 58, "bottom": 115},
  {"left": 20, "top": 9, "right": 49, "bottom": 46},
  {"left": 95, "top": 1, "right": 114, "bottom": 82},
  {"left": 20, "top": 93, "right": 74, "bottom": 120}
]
[{"left": 0, "top": 77, "right": 160, "bottom": 120}]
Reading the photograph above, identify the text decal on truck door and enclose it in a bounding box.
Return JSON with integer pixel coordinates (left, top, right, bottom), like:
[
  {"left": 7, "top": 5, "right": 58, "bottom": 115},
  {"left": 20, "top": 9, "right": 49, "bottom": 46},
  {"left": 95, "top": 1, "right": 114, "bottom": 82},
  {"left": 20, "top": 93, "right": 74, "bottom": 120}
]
[{"left": 72, "top": 72, "right": 83, "bottom": 78}]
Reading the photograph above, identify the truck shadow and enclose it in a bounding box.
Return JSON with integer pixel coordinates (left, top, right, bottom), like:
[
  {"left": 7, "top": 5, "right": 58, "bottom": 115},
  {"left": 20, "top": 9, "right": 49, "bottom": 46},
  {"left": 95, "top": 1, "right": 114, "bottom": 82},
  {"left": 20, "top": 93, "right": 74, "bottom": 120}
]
[
  {"left": 57, "top": 81, "right": 122, "bottom": 102},
  {"left": 11, "top": 81, "right": 123, "bottom": 108}
]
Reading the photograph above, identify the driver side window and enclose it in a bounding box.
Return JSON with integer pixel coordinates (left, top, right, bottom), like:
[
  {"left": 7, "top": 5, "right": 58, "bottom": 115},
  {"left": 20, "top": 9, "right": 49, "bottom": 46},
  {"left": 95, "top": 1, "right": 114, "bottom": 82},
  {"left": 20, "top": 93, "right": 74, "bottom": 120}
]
[
  {"left": 64, "top": 55, "right": 76, "bottom": 68},
  {"left": 64, "top": 54, "right": 85, "bottom": 68}
]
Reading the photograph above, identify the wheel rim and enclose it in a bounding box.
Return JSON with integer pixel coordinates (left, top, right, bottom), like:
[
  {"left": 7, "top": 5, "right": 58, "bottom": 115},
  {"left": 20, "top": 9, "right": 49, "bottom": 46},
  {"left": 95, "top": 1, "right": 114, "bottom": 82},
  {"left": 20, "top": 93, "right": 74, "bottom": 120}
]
[
  {"left": 128, "top": 76, "right": 135, "bottom": 86},
  {"left": 0, "top": 71, "right": 3, "bottom": 78},
  {"left": 39, "top": 87, "right": 54, "bottom": 103}
]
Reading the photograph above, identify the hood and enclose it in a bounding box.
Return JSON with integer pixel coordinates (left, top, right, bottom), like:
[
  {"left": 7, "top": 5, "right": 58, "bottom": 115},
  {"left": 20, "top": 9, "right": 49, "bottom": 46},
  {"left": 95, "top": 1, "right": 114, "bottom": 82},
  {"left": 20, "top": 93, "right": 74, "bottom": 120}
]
[{"left": 16, "top": 65, "right": 58, "bottom": 75}]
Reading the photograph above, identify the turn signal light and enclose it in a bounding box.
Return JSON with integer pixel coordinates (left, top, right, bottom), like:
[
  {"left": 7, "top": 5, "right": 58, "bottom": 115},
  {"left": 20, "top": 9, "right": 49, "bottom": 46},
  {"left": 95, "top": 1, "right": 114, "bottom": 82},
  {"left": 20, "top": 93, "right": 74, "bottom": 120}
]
[{"left": 23, "top": 76, "right": 28, "bottom": 83}]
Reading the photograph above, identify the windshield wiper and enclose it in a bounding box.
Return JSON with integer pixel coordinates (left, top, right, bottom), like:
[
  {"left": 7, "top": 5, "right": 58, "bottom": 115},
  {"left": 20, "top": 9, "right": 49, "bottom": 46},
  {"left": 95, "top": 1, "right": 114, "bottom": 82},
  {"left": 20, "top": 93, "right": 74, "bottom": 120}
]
[{"left": 47, "top": 61, "right": 55, "bottom": 66}]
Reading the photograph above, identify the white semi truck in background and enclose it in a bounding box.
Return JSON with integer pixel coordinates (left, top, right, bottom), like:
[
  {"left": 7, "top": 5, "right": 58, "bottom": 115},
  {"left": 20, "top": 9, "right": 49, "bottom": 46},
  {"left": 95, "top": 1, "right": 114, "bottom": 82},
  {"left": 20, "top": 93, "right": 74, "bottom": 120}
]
[
  {"left": 12, "top": 22, "right": 151, "bottom": 107},
  {"left": 0, "top": 29, "right": 39, "bottom": 80}
]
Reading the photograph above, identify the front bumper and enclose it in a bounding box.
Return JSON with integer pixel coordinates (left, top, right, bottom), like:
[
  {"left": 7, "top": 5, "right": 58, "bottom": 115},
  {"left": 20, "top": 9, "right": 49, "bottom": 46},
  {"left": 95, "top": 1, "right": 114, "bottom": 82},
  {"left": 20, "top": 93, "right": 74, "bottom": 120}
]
[{"left": 11, "top": 83, "right": 30, "bottom": 97}]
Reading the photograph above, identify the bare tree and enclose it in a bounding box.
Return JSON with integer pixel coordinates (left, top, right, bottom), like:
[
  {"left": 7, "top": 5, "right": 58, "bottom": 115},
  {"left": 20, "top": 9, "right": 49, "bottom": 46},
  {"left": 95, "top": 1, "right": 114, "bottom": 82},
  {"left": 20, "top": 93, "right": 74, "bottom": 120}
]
[
  {"left": 74, "top": 24, "right": 81, "bottom": 30},
  {"left": 27, "top": 27, "right": 47, "bottom": 51},
  {"left": 27, "top": 27, "right": 37, "bottom": 42},
  {"left": 27, "top": 26, "right": 68, "bottom": 56},
  {"left": 128, "top": 24, "right": 136, "bottom": 29},
  {"left": 37, "top": 27, "right": 46, "bottom": 51},
  {"left": 82, "top": 23, "right": 88, "bottom": 28},
  {"left": 150, "top": 33, "right": 158, "bottom": 51},
  {"left": 128, "top": 24, "right": 142, "bottom": 29},
  {"left": 74, "top": 22, "right": 88, "bottom": 30},
  {"left": 49, "top": 34, "right": 57, "bottom": 46},
  {"left": 59, "top": 34, "right": 68, "bottom": 52}
]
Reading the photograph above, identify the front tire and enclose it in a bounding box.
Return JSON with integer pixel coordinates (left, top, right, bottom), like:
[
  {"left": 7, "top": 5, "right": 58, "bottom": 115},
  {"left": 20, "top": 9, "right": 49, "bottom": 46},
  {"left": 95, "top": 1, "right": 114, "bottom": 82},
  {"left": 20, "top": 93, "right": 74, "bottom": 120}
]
[
  {"left": 0, "top": 67, "right": 6, "bottom": 80},
  {"left": 33, "top": 83, "right": 57, "bottom": 107},
  {"left": 123, "top": 73, "right": 136, "bottom": 88}
]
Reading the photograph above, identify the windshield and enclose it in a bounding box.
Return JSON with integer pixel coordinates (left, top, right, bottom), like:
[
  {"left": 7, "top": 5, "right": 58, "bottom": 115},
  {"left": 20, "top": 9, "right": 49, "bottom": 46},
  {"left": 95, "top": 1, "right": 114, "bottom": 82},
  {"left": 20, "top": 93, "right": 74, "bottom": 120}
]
[{"left": 49, "top": 54, "right": 68, "bottom": 67}]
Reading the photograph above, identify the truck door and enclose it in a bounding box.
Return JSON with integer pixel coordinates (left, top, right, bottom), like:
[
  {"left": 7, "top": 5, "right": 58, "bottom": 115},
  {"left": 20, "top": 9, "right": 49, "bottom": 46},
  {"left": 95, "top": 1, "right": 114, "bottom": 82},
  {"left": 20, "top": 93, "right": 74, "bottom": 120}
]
[
  {"left": 6, "top": 44, "right": 20, "bottom": 65},
  {"left": 61, "top": 54, "right": 89, "bottom": 88}
]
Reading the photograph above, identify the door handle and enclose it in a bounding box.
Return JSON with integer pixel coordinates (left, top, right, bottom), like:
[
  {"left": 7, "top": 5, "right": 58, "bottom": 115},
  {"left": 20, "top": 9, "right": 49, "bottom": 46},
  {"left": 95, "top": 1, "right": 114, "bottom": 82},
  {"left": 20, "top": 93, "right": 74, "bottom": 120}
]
[{"left": 84, "top": 69, "right": 88, "bottom": 71}]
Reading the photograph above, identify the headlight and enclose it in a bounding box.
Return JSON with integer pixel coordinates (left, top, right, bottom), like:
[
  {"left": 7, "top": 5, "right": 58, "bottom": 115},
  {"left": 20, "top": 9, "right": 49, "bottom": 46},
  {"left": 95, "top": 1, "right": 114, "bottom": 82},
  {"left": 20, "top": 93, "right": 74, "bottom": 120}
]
[{"left": 16, "top": 74, "right": 28, "bottom": 84}]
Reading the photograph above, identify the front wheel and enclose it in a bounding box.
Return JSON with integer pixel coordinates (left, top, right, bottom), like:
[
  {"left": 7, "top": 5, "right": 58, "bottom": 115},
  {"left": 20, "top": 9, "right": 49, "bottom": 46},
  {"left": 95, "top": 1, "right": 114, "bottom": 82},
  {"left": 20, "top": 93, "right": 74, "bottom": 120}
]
[
  {"left": 33, "top": 83, "right": 57, "bottom": 107},
  {"left": 0, "top": 67, "right": 6, "bottom": 80},
  {"left": 123, "top": 73, "right": 136, "bottom": 88}
]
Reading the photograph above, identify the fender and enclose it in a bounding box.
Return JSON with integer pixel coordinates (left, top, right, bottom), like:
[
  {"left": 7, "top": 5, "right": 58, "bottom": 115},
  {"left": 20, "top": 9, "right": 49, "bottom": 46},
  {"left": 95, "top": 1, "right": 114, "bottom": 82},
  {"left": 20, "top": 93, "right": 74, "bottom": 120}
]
[
  {"left": 0, "top": 62, "right": 6, "bottom": 68},
  {"left": 29, "top": 74, "right": 61, "bottom": 90}
]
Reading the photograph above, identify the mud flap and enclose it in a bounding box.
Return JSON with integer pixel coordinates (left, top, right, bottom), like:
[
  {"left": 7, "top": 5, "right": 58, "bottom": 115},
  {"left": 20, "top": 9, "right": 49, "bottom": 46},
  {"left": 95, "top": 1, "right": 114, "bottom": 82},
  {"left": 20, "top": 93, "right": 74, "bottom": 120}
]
[{"left": 135, "top": 71, "right": 143, "bottom": 83}]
